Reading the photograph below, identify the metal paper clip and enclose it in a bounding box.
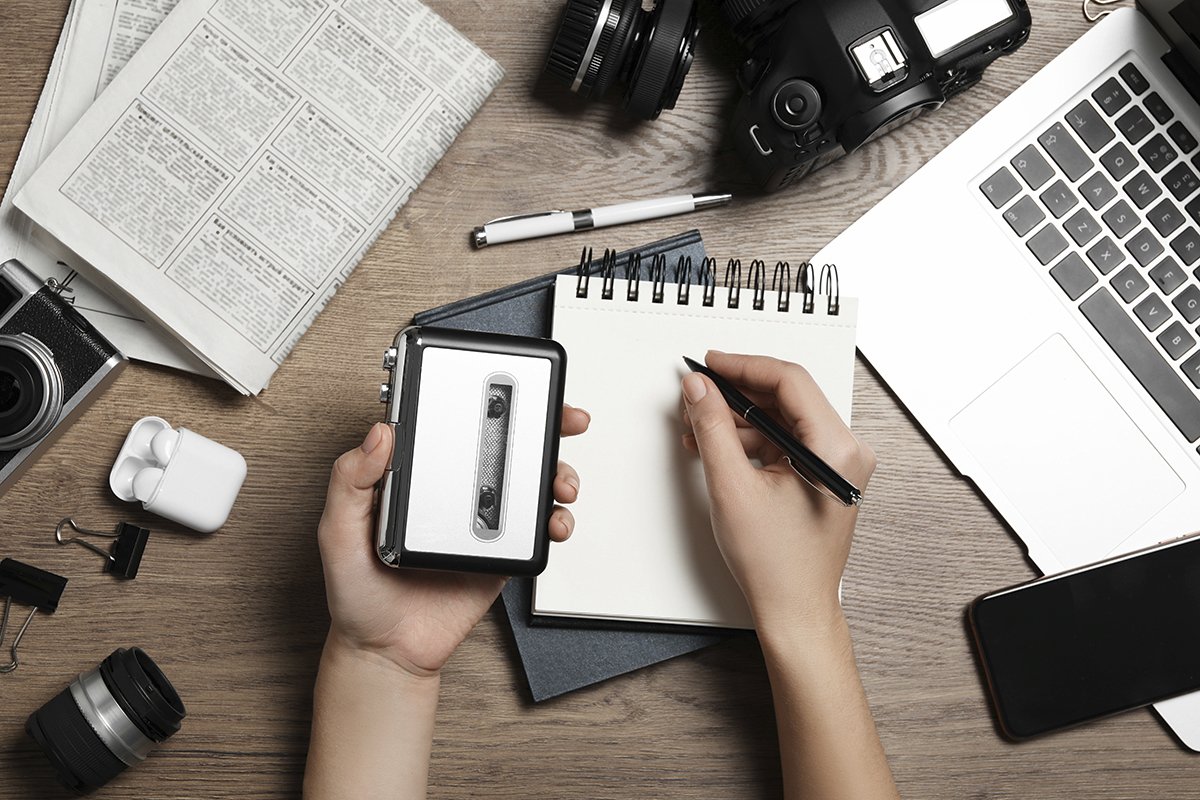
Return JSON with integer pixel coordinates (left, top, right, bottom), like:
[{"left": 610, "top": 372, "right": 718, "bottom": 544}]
[
  {"left": 55, "top": 518, "right": 150, "bottom": 580},
  {"left": 0, "top": 559, "right": 67, "bottom": 674},
  {"left": 1082, "top": 0, "right": 1124, "bottom": 23}
]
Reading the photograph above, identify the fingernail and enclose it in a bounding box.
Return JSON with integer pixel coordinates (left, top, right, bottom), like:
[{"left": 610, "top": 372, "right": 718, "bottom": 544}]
[
  {"left": 361, "top": 423, "right": 384, "bottom": 454},
  {"left": 565, "top": 473, "right": 580, "bottom": 493},
  {"left": 682, "top": 373, "right": 707, "bottom": 404}
]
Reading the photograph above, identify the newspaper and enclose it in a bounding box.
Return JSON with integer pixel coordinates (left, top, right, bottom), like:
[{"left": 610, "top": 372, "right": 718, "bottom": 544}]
[
  {"left": 16, "top": 0, "right": 504, "bottom": 395},
  {"left": 0, "top": 0, "right": 213, "bottom": 375}
]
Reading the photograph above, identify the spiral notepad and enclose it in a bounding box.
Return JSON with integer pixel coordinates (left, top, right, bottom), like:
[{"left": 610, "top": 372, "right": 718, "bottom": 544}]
[{"left": 535, "top": 252, "right": 858, "bottom": 630}]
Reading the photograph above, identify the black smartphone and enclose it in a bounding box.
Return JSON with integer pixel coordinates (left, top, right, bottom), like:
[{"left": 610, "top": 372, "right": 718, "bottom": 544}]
[{"left": 969, "top": 534, "right": 1200, "bottom": 740}]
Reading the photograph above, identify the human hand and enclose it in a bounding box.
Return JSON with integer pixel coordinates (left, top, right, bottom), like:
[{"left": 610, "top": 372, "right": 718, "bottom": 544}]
[
  {"left": 681, "top": 352, "right": 875, "bottom": 639},
  {"left": 317, "top": 406, "right": 590, "bottom": 677}
]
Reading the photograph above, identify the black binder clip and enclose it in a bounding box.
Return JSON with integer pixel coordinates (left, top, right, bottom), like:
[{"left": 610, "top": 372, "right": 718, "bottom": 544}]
[
  {"left": 55, "top": 518, "right": 150, "bottom": 580},
  {"left": 0, "top": 559, "right": 67, "bottom": 674}
]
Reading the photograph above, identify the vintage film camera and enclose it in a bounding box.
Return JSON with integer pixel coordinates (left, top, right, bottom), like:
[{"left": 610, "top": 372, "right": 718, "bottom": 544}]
[
  {"left": 0, "top": 260, "right": 125, "bottom": 495},
  {"left": 376, "top": 327, "right": 566, "bottom": 576},
  {"left": 544, "top": 0, "right": 1031, "bottom": 192}
]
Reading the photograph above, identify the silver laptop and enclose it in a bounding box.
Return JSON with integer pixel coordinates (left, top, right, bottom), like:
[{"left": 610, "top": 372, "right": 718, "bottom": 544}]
[{"left": 817, "top": 2, "right": 1200, "bottom": 747}]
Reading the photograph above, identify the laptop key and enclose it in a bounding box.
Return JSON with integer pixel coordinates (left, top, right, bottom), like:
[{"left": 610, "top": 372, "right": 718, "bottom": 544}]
[
  {"left": 1158, "top": 321, "right": 1197, "bottom": 360},
  {"left": 1049, "top": 252, "right": 1097, "bottom": 300},
  {"left": 1171, "top": 227, "right": 1200, "bottom": 265},
  {"left": 1149, "top": 256, "right": 1187, "bottom": 294},
  {"left": 1148, "top": 199, "right": 1186, "bottom": 236},
  {"left": 1067, "top": 100, "right": 1116, "bottom": 152},
  {"left": 1028, "top": 225, "right": 1069, "bottom": 265},
  {"left": 1164, "top": 162, "right": 1200, "bottom": 201},
  {"left": 1119, "top": 63, "right": 1149, "bottom": 95},
  {"left": 1003, "top": 196, "right": 1044, "bottom": 236},
  {"left": 1102, "top": 199, "right": 1140, "bottom": 237},
  {"left": 1100, "top": 142, "right": 1137, "bottom": 180},
  {"left": 981, "top": 166, "right": 1022, "bottom": 208},
  {"left": 1115, "top": 106, "right": 1154, "bottom": 144},
  {"left": 1080, "top": 171, "right": 1117, "bottom": 209},
  {"left": 1010, "top": 145, "right": 1054, "bottom": 189},
  {"left": 1039, "top": 123, "right": 1091, "bottom": 181},
  {"left": 1080, "top": 287, "right": 1200, "bottom": 441},
  {"left": 1039, "top": 180, "right": 1079, "bottom": 219},
  {"left": 1127, "top": 228, "right": 1165, "bottom": 266},
  {"left": 1183, "top": 351, "right": 1200, "bottom": 390},
  {"left": 1087, "top": 236, "right": 1124, "bottom": 274},
  {"left": 1134, "top": 292, "right": 1173, "bottom": 331},
  {"left": 1124, "top": 170, "right": 1163, "bottom": 208},
  {"left": 1139, "top": 134, "right": 1179, "bottom": 173},
  {"left": 1144, "top": 92, "right": 1174, "bottom": 124},
  {"left": 1065, "top": 208, "right": 1102, "bottom": 246},
  {"left": 1175, "top": 285, "right": 1200, "bottom": 323},
  {"left": 1112, "top": 264, "right": 1150, "bottom": 302},
  {"left": 1168, "top": 122, "right": 1198, "bottom": 154},
  {"left": 1092, "top": 77, "right": 1132, "bottom": 116}
]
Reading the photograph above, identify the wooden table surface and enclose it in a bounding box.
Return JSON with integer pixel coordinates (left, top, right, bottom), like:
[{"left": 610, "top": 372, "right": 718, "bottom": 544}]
[{"left": 3, "top": 0, "right": 1196, "bottom": 797}]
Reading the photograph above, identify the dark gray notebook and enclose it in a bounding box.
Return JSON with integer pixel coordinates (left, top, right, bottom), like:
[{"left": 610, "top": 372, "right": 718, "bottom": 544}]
[{"left": 413, "top": 231, "right": 726, "bottom": 701}]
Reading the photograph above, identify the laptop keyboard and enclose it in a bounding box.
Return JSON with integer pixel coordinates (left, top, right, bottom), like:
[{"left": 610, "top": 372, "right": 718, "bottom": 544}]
[{"left": 979, "top": 60, "right": 1200, "bottom": 447}]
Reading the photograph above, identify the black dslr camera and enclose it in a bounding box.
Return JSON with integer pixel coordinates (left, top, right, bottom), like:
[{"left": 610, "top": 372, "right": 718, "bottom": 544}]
[
  {"left": 0, "top": 260, "right": 125, "bottom": 494},
  {"left": 544, "top": 0, "right": 1030, "bottom": 192}
]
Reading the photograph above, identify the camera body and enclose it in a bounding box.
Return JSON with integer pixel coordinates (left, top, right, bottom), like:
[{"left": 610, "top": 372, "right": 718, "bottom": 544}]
[
  {"left": 376, "top": 327, "right": 566, "bottom": 576},
  {"left": 726, "top": 0, "right": 1031, "bottom": 191},
  {"left": 0, "top": 260, "right": 125, "bottom": 494}
]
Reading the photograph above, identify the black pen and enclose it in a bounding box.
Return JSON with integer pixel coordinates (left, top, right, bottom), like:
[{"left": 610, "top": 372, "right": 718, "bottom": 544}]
[{"left": 683, "top": 357, "right": 863, "bottom": 507}]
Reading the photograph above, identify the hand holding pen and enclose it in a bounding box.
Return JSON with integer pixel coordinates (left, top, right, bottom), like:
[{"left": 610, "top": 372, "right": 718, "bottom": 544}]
[{"left": 679, "top": 351, "right": 876, "bottom": 633}]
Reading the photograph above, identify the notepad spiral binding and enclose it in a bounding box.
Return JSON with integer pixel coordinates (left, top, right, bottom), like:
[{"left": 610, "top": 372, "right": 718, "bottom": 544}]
[{"left": 573, "top": 248, "right": 841, "bottom": 315}]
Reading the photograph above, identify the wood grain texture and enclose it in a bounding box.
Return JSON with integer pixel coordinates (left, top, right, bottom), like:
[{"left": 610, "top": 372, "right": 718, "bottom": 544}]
[{"left": 3, "top": 0, "right": 1197, "bottom": 797}]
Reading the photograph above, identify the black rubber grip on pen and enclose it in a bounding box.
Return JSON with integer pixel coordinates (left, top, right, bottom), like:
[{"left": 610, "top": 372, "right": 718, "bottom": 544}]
[{"left": 744, "top": 408, "right": 859, "bottom": 506}]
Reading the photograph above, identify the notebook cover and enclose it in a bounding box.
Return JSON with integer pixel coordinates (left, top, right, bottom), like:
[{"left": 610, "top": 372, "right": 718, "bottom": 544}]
[{"left": 412, "top": 230, "right": 725, "bottom": 701}]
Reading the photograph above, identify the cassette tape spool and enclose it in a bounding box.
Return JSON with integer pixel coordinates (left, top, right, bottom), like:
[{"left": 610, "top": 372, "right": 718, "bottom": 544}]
[{"left": 473, "top": 374, "right": 516, "bottom": 541}]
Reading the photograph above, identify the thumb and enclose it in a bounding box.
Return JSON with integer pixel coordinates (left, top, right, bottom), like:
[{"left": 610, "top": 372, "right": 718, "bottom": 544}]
[
  {"left": 682, "top": 373, "right": 752, "bottom": 493},
  {"left": 319, "top": 423, "right": 394, "bottom": 549}
]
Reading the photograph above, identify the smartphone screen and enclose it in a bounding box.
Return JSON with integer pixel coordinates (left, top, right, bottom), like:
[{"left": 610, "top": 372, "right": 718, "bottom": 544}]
[{"left": 970, "top": 536, "right": 1200, "bottom": 739}]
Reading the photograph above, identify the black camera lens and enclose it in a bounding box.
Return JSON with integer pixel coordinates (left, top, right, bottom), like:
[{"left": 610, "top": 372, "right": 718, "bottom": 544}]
[
  {"left": 545, "top": 0, "right": 700, "bottom": 120},
  {"left": 717, "top": 0, "right": 793, "bottom": 49},
  {"left": 26, "top": 648, "right": 186, "bottom": 794},
  {"left": 0, "top": 343, "right": 49, "bottom": 444}
]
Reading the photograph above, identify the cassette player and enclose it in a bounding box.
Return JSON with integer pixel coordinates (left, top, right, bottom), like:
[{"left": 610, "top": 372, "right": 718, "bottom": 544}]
[{"left": 375, "top": 326, "right": 567, "bottom": 575}]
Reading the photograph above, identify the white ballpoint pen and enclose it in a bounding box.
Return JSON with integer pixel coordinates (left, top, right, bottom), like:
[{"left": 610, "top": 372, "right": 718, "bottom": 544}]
[{"left": 471, "top": 192, "right": 732, "bottom": 248}]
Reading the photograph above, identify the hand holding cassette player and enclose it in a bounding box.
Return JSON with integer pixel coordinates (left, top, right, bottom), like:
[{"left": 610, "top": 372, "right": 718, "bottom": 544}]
[{"left": 316, "top": 395, "right": 588, "bottom": 679}]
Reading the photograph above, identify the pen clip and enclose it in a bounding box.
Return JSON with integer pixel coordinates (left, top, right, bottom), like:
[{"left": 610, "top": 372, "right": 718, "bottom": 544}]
[
  {"left": 482, "top": 210, "right": 567, "bottom": 226},
  {"left": 782, "top": 457, "right": 862, "bottom": 508}
]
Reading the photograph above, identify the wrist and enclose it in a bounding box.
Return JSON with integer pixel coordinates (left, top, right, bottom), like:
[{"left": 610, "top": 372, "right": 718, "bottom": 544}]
[
  {"left": 755, "top": 601, "right": 850, "bottom": 658},
  {"left": 324, "top": 628, "right": 444, "bottom": 685}
]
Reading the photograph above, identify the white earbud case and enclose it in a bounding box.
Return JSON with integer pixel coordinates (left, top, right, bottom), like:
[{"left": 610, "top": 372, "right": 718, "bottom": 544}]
[{"left": 110, "top": 417, "right": 247, "bottom": 533}]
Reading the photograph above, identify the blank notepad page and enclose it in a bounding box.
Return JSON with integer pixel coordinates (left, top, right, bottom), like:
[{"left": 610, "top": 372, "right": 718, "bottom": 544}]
[{"left": 536, "top": 272, "right": 858, "bottom": 629}]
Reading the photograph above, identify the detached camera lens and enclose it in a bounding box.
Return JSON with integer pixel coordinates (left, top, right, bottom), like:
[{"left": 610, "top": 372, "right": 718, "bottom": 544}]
[
  {"left": 26, "top": 648, "right": 186, "bottom": 794},
  {"left": 545, "top": 0, "right": 700, "bottom": 120}
]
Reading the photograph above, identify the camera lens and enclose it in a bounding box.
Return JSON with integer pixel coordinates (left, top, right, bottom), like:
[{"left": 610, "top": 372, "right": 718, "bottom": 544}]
[
  {"left": 0, "top": 369, "right": 22, "bottom": 415},
  {"left": 0, "top": 334, "right": 63, "bottom": 450},
  {"left": 26, "top": 648, "right": 186, "bottom": 793},
  {"left": 717, "top": 0, "right": 793, "bottom": 49},
  {"left": 545, "top": 0, "right": 700, "bottom": 120}
]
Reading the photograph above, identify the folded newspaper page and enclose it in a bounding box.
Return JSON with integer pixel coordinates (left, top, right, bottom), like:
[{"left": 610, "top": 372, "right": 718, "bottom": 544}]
[
  {"left": 1, "top": 0, "right": 214, "bottom": 375},
  {"left": 17, "top": 0, "right": 504, "bottom": 394}
]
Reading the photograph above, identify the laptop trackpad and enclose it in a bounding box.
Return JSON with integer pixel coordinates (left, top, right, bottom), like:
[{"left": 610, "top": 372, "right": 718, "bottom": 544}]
[{"left": 950, "top": 335, "right": 1183, "bottom": 566}]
